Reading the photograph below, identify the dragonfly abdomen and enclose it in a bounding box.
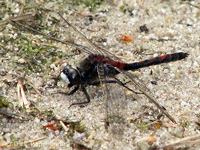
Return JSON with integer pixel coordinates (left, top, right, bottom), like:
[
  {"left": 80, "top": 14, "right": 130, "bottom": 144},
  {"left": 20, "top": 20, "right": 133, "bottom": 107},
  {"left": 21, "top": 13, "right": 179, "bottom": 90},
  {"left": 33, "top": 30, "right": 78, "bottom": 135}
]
[{"left": 123, "top": 52, "right": 189, "bottom": 70}]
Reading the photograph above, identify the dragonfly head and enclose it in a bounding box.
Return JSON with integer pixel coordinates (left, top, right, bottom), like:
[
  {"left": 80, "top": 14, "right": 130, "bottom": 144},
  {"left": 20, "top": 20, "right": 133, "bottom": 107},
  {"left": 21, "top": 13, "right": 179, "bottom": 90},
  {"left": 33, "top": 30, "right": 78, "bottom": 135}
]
[{"left": 60, "top": 65, "right": 80, "bottom": 87}]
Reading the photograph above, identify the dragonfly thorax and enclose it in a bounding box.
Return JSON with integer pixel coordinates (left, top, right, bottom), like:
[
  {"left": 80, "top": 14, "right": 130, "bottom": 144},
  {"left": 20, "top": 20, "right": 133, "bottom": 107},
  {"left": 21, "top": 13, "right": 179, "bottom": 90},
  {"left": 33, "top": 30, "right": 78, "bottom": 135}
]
[{"left": 60, "top": 65, "right": 80, "bottom": 87}]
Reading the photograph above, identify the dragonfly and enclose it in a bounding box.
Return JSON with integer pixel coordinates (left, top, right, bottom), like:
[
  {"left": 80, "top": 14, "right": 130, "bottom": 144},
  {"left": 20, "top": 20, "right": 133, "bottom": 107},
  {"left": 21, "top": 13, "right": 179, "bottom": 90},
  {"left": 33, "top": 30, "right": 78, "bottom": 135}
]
[
  {"left": 12, "top": 12, "right": 188, "bottom": 127},
  {"left": 56, "top": 13, "right": 188, "bottom": 123}
]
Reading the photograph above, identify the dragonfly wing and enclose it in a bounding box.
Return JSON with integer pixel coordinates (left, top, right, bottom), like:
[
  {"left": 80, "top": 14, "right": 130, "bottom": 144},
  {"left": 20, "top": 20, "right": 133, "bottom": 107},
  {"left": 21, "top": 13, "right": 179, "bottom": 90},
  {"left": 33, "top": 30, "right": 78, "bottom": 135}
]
[
  {"left": 106, "top": 83, "right": 127, "bottom": 136},
  {"left": 116, "top": 68, "right": 176, "bottom": 123},
  {"left": 97, "top": 64, "right": 127, "bottom": 138},
  {"left": 58, "top": 13, "right": 126, "bottom": 61}
]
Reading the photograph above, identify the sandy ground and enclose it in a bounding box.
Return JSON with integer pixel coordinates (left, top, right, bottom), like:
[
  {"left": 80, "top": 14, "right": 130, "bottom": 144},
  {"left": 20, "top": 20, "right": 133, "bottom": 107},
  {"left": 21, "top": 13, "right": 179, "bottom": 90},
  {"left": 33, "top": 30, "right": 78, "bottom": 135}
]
[{"left": 0, "top": 0, "right": 200, "bottom": 149}]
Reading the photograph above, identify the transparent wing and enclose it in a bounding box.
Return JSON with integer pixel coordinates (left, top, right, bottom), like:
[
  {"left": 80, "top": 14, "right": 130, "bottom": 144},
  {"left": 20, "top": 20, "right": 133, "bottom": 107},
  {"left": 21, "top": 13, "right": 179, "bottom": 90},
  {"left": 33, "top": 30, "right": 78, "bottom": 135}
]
[
  {"left": 58, "top": 12, "right": 124, "bottom": 61},
  {"left": 106, "top": 83, "right": 127, "bottom": 136},
  {"left": 116, "top": 68, "right": 176, "bottom": 123},
  {"left": 11, "top": 11, "right": 124, "bottom": 60},
  {"left": 97, "top": 64, "right": 127, "bottom": 138},
  {"left": 11, "top": 19, "right": 92, "bottom": 55}
]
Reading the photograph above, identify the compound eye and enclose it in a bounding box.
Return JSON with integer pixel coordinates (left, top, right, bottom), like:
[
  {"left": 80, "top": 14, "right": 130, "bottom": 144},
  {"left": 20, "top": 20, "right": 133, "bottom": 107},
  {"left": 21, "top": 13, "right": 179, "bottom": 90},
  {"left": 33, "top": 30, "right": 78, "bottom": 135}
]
[
  {"left": 62, "top": 65, "right": 78, "bottom": 80},
  {"left": 62, "top": 65, "right": 72, "bottom": 75},
  {"left": 69, "top": 68, "right": 77, "bottom": 79},
  {"left": 62, "top": 68, "right": 68, "bottom": 75},
  {"left": 61, "top": 65, "right": 80, "bottom": 86}
]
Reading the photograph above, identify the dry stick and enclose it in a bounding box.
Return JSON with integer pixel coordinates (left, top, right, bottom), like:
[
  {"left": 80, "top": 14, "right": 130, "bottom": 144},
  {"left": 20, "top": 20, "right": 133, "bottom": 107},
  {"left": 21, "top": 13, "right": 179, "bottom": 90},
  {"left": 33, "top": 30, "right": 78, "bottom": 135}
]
[
  {"left": 17, "top": 80, "right": 31, "bottom": 109},
  {"left": 0, "top": 12, "right": 36, "bottom": 26},
  {"left": 26, "top": 79, "right": 42, "bottom": 96},
  {"left": 3, "top": 137, "right": 46, "bottom": 148},
  {"left": 60, "top": 121, "right": 68, "bottom": 132},
  {"left": 162, "top": 134, "right": 200, "bottom": 148},
  {"left": 0, "top": 110, "right": 29, "bottom": 121},
  {"left": 187, "top": 2, "right": 200, "bottom": 9}
]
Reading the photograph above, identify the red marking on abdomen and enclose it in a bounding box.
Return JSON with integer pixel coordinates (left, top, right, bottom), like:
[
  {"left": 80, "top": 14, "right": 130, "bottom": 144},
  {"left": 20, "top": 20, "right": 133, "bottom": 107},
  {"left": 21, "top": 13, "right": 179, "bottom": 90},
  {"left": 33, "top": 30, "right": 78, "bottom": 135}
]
[
  {"left": 109, "top": 61, "right": 126, "bottom": 69},
  {"left": 159, "top": 54, "right": 168, "bottom": 60}
]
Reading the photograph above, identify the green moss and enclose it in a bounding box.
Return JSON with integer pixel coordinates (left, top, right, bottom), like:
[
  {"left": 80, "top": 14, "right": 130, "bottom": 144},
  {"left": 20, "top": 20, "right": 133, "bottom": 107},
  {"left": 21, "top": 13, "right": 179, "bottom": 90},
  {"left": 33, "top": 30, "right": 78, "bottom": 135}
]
[
  {"left": 120, "top": 5, "right": 126, "bottom": 12},
  {"left": 0, "top": 95, "right": 9, "bottom": 108},
  {"left": 70, "top": 0, "right": 104, "bottom": 11},
  {"left": 67, "top": 121, "right": 87, "bottom": 137},
  {"left": 12, "top": 34, "right": 69, "bottom": 73},
  {"left": 11, "top": 134, "right": 18, "bottom": 142},
  {"left": 136, "top": 120, "right": 148, "bottom": 131},
  {"left": 41, "top": 110, "right": 55, "bottom": 119},
  {"left": 181, "top": 120, "right": 189, "bottom": 128}
]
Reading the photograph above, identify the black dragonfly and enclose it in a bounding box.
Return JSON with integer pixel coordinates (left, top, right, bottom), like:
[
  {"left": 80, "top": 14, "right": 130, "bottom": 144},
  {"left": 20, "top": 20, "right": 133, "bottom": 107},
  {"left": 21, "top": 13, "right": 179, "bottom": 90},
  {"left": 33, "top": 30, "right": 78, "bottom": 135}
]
[
  {"left": 12, "top": 12, "right": 188, "bottom": 126},
  {"left": 55, "top": 13, "right": 188, "bottom": 124}
]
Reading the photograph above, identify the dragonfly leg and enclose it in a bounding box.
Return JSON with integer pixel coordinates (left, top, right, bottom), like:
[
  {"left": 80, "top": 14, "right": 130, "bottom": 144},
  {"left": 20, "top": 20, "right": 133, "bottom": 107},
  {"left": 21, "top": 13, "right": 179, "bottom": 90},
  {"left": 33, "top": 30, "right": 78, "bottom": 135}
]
[
  {"left": 68, "top": 85, "right": 79, "bottom": 95},
  {"left": 88, "top": 81, "right": 101, "bottom": 85},
  {"left": 57, "top": 85, "right": 79, "bottom": 95},
  {"left": 114, "top": 77, "right": 143, "bottom": 94},
  {"left": 89, "top": 80, "right": 125, "bottom": 85},
  {"left": 68, "top": 84, "right": 90, "bottom": 108},
  {"left": 89, "top": 80, "right": 142, "bottom": 94}
]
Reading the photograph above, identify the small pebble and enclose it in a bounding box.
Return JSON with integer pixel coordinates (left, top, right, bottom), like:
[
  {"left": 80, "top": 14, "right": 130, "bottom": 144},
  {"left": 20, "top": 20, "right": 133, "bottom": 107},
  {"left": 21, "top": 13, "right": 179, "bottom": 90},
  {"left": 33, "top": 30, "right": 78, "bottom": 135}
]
[{"left": 163, "top": 68, "right": 170, "bottom": 74}]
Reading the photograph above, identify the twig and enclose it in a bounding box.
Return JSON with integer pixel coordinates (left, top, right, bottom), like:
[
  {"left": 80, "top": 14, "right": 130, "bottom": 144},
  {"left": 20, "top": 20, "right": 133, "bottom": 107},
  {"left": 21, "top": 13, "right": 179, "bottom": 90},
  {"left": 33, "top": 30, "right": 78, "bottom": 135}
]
[
  {"left": 3, "top": 137, "right": 46, "bottom": 148},
  {"left": 17, "top": 80, "right": 31, "bottom": 109},
  {"left": 0, "top": 12, "right": 37, "bottom": 26},
  {"left": 60, "top": 120, "right": 69, "bottom": 132},
  {"left": 162, "top": 134, "right": 200, "bottom": 148},
  {"left": 187, "top": 2, "right": 200, "bottom": 9}
]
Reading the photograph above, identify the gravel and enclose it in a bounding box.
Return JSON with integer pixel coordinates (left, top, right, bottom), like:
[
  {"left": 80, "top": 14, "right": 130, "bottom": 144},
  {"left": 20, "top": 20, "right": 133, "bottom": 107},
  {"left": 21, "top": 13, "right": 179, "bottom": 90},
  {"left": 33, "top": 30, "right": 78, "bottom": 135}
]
[{"left": 0, "top": 0, "right": 200, "bottom": 149}]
